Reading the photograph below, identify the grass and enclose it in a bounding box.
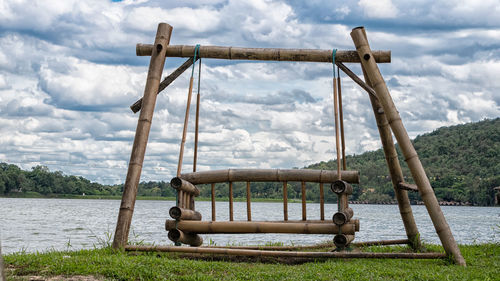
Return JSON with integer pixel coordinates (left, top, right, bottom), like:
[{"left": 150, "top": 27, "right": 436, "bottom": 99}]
[{"left": 4, "top": 243, "right": 499, "bottom": 280}]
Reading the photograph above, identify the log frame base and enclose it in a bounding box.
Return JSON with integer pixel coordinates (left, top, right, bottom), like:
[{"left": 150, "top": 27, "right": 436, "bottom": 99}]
[{"left": 125, "top": 245, "right": 447, "bottom": 260}]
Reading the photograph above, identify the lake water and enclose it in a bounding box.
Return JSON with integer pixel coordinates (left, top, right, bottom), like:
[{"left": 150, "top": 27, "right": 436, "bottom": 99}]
[{"left": 0, "top": 198, "right": 498, "bottom": 254}]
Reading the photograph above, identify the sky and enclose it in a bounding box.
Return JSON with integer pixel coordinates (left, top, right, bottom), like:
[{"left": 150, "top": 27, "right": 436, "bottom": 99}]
[{"left": 0, "top": 0, "right": 499, "bottom": 184}]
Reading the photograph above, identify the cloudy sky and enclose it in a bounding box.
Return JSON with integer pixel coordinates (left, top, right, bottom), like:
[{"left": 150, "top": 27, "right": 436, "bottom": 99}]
[{"left": 0, "top": 0, "right": 499, "bottom": 184}]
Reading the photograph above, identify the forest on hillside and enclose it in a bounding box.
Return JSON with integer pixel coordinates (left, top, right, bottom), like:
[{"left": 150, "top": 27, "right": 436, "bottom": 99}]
[{"left": 1, "top": 118, "right": 498, "bottom": 206}]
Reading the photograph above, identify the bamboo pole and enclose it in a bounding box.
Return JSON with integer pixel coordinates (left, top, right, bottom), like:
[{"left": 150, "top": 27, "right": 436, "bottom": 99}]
[
  {"left": 181, "top": 169, "right": 360, "bottom": 184},
  {"left": 169, "top": 206, "right": 202, "bottom": 221},
  {"left": 283, "top": 181, "right": 288, "bottom": 221},
  {"left": 333, "top": 208, "right": 353, "bottom": 225},
  {"left": 207, "top": 238, "right": 408, "bottom": 250},
  {"left": 112, "top": 23, "right": 172, "bottom": 249},
  {"left": 125, "top": 245, "right": 447, "bottom": 259},
  {"left": 167, "top": 229, "right": 203, "bottom": 247},
  {"left": 136, "top": 44, "right": 391, "bottom": 63},
  {"left": 178, "top": 190, "right": 183, "bottom": 208},
  {"left": 184, "top": 193, "right": 189, "bottom": 209},
  {"left": 336, "top": 62, "right": 377, "bottom": 99},
  {"left": 398, "top": 182, "right": 419, "bottom": 192},
  {"left": 331, "top": 180, "right": 352, "bottom": 194},
  {"left": 351, "top": 26, "right": 465, "bottom": 266},
  {"left": 319, "top": 183, "right": 325, "bottom": 220},
  {"left": 334, "top": 234, "right": 355, "bottom": 248},
  {"left": 246, "top": 181, "right": 252, "bottom": 221},
  {"left": 301, "top": 181, "right": 307, "bottom": 221},
  {"left": 130, "top": 57, "right": 199, "bottom": 113},
  {"left": 353, "top": 239, "right": 410, "bottom": 247},
  {"left": 193, "top": 60, "right": 201, "bottom": 172},
  {"left": 360, "top": 58, "right": 422, "bottom": 250},
  {"left": 177, "top": 76, "right": 194, "bottom": 177},
  {"left": 165, "top": 220, "right": 356, "bottom": 234},
  {"left": 229, "top": 182, "right": 234, "bottom": 221},
  {"left": 338, "top": 72, "right": 347, "bottom": 170},
  {"left": 170, "top": 178, "right": 200, "bottom": 196},
  {"left": 211, "top": 183, "right": 216, "bottom": 221}
]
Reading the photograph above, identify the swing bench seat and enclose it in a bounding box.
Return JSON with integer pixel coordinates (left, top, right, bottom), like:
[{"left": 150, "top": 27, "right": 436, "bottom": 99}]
[{"left": 167, "top": 168, "right": 360, "bottom": 246}]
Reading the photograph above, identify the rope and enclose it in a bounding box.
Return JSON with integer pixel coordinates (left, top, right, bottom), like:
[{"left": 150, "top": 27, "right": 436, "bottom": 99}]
[
  {"left": 332, "top": 49, "right": 337, "bottom": 78},
  {"left": 191, "top": 44, "right": 200, "bottom": 77}
]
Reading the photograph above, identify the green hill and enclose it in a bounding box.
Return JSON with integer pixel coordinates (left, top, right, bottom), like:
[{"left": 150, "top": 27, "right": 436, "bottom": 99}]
[{"left": 308, "top": 118, "right": 500, "bottom": 206}]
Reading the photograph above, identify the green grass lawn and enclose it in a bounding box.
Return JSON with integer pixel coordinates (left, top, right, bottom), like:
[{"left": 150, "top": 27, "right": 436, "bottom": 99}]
[{"left": 4, "top": 243, "right": 499, "bottom": 280}]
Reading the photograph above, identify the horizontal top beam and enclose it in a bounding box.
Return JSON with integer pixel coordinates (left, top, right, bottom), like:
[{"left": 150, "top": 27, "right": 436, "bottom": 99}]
[
  {"left": 136, "top": 44, "right": 391, "bottom": 63},
  {"left": 180, "top": 169, "right": 360, "bottom": 184}
]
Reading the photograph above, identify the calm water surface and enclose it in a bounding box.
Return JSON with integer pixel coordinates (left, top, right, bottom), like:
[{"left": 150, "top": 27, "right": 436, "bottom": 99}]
[{"left": 0, "top": 198, "right": 498, "bottom": 253}]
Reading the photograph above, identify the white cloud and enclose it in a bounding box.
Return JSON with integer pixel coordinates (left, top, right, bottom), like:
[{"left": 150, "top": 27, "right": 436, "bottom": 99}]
[
  {"left": 0, "top": 0, "right": 498, "bottom": 184},
  {"left": 358, "top": 0, "right": 399, "bottom": 19}
]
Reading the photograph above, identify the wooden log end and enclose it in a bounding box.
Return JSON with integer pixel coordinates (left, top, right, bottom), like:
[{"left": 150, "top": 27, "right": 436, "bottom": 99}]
[
  {"left": 130, "top": 99, "right": 142, "bottom": 113},
  {"left": 331, "top": 180, "right": 353, "bottom": 194},
  {"left": 136, "top": 43, "right": 152, "bottom": 56},
  {"left": 168, "top": 229, "right": 203, "bottom": 247},
  {"left": 332, "top": 208, "right": 353, "bottom": 225},
  {"left": 334, "top": 234, "right": 355, "bottom": 248}
]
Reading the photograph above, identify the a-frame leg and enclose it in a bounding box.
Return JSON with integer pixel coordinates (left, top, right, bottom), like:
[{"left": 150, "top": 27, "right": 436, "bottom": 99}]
[
  {"left": 112, "top": 23, "right": 173, "bottom": 249},
  {"left": 351, "top": 27, "right": 465, "bottom": 265},
  {"left": 362, "top": 66, "right": 421, "bottom": 249}
]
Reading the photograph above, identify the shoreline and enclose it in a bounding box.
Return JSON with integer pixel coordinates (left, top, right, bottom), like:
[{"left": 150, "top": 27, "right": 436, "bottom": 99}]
[{"left": 0, "top": 193, "right": 494, "bottom": 206}]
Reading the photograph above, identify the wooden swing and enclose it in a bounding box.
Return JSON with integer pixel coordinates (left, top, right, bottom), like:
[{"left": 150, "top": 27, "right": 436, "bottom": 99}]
[{"left": 112, "top": 23, "right": 466, "bottom": 265}]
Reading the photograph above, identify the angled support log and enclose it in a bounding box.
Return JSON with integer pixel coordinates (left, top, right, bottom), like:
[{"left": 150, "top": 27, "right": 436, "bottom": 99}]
[
  {"left": 130, "top": 57, "right": 199, "bottom": 113},
  {"left": 351, "top": 26, "right": 465, "bottom": 266},
  {"left": 398, "top": 182, "right": 419, "bottom": 192},
  {"left": 360, "top": 64, "right": 421, "bottom": 250},
  {"left": 336, "top": 62, "right": 378, "bottom": 99},
  {"left": 112, "top": 23, "right": 172, "bottom": 249}
]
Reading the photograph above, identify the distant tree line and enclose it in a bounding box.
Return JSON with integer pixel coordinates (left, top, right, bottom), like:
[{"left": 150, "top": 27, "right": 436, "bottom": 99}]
[
  {"left": 1, "top": 118, "right": 498, "bottom": 206},
  {"left": 0, "top": 163, "right": 176, "bottom": 198}
]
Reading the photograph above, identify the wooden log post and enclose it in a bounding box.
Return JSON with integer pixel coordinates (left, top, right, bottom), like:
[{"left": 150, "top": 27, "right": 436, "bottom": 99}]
[
  {"left": 229, "top": 182, "right": 234, "bottom": 221},
  {"left": 246, "top": 181, "right": 252, "bottom": 221},
  {"left": 319, "top": 183, "right": 325, "bottom": 220},
  {"left": 301, "top": 182, "right": 307, "bottom": 221},
  {"left": 361, "top": 65, "right": 421, "bottom": 249},
  {"left": 283, "top": 181, "right": 288, "bottom": 221},
  {"left": 351, "top": 26, "right": 465, "bottom": 266},
  {"left": 112, "top": 23, "right": 172, "bottom": 249},
  {"left": 211, "top": 183, "right": 216, "bottom": 221}
]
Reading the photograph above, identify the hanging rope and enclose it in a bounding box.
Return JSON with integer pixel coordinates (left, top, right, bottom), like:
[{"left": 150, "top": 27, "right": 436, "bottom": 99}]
[
  {"left": 193, "top": 58, "right": 202, "bottom": 172},
  {"left": 177, "top": 44, "right": 201, "bottom": 178},
  {"left": 337, "top": 65, "right": 347, "bottom": 170},
  {"left": 332, "top": 49, "right": 341, "bottom": 181}
]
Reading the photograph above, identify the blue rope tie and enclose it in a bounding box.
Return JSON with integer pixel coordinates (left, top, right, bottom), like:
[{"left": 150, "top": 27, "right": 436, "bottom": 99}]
[
  {"left": 191, "top": 44, "right": 200, "bottom": 77},
  {"left": 332, "top": 49, "right": 337, "bottom": 78}
]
